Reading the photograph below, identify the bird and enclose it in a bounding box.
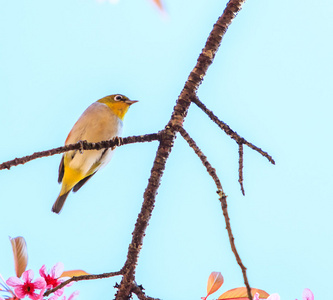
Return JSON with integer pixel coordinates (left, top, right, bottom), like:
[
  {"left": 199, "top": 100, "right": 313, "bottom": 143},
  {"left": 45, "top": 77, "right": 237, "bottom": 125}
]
[{"left": 52, "top": 94, "right": 138, "bottom": 214}]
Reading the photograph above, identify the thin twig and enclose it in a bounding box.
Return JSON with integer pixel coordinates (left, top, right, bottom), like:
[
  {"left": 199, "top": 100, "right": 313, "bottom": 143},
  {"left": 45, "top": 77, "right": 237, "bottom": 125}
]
[
  {"left": 131, "top": 283, "right": 161, "bottom": 300},
  {"left": 238, "top": 142, "right": 245, "bottom": 195},
  {"left": 0, "top": 133, "right": 160, "bottom": 171},
  {"left": 191, "top": 95, "right": 275, "bottom": 165},
  {"left": 219, "top": 192, "right": 252, "bottom": 300},
  {"left": 44, "top": 271, "right": 123, "bottom": 297},
  {"left": 178, "top": 126, "right": 223, "bottom": 192},
  {"left": 178, "top": 126, "right": 252, "bottom": 299}
]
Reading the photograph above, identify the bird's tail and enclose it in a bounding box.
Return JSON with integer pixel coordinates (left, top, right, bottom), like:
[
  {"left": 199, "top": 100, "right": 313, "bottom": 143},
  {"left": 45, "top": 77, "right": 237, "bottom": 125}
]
[{"left": 52, "top": 190, "right": 71, "bottom": 214}]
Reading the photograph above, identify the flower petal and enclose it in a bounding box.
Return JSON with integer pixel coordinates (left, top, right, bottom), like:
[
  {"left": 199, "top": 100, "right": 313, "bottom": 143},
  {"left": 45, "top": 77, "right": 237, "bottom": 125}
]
[
  {"left": 267, "top": 293, "right": 280, "bottom": 300},
  {"left": 51, "top": 263, "right": 64, "bottom": 279},
  {"left": 30, "top": 293, "right": 42, "bottom": 300},
  {"left": 39, "top": 265, "right": 47, "bottom": 278},
  {"left": 253, "top": 292, "right": 260, "bottom": 300},
  {"left": 29, "top": 287, "right": 46, "bottom": 300},
  {"left": 22, "top": 270, "right": 34, "bottom": 283},
  {"left": 65, "top": 281, "right": 73, "bottom": 287},
  {"left": 6, "top": 276, "right": 22, "bottom": 288},
  {"left": 57, "top": 277, "right": 73, "bottom": 287},
  {"left": 302, "top": 288, "right": 314, "bottom": 300},
  {"left": 37, "top": 287, "right": 46, "bottom": 300},
  {"left": 54, "top": 287, "right": 65, "bottom": 297},
  {"left": 68, "top": 290, "right": 80, "bottom": 300},
  {"left": 14, "top": 286, "right": 27, "bottom": 298},
  {"left": 33, "top": 277, "right": 46, "bottom": 289}
]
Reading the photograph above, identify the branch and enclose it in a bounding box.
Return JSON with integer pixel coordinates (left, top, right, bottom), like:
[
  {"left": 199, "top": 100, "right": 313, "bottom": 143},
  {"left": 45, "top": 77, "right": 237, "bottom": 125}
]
[
  {"left": 44, "top": 271, "right": 123, "bottom": 297},
  {"left": 191, "top": 95, "right": 275, "bottom": 165},
  {"left": 0, "top": 133, "right": 160, "bottom": 171},
  {"left": 238, "top": 142, "right": 245, "bottom": 195},
  {"left": 219, "top": 192, "right": 252, "bottom": 300},
  {"left": 116, "top": 1, "right": 249, "bottom": 299},
  {"left": 178, "top": 127, "right": 252, "bottom": 299},
  {"left": 178, "top": 126, "right": 223, "bottom": 192},
  {"left": 131, "top": 283, "right": 161, "bottom": 300},
  {"left": 116, "top": 132, "right": 175, "bottom": 299}
]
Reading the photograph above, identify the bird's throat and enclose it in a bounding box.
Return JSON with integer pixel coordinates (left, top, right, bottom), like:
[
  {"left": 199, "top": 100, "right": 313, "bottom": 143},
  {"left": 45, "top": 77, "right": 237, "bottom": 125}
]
[{"left": 98, "top": 100, "right": 129, "bottom": 120}]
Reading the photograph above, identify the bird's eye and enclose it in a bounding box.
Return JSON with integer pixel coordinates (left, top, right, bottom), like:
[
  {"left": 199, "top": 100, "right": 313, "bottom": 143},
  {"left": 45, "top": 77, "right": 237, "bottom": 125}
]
[{"left": 114, "top": 95, "right": 123, "bottom": 101}]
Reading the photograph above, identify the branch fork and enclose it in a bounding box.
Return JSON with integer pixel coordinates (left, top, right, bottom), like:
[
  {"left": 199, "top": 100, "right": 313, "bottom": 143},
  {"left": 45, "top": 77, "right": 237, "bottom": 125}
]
[{"left": 0, "top": 1, "right": 275, "bottom": 300}]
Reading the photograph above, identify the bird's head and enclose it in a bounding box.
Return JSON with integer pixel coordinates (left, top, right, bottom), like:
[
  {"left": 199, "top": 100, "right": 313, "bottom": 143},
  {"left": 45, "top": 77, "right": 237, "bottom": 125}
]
[{"left": 98, "top": 94, "right": 138, "bottom": 120}]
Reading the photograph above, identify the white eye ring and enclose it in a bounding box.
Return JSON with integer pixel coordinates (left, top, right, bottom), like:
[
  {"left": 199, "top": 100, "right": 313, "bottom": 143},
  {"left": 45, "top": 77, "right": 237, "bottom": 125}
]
[{"left": 114, "top": 95, "right": 123, "bottom": 101}]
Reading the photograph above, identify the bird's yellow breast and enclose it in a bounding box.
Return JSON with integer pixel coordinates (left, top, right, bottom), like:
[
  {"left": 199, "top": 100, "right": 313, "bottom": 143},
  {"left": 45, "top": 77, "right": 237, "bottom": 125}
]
[{"left": 97, "top": 99, "right": 130, "bottom": 120}]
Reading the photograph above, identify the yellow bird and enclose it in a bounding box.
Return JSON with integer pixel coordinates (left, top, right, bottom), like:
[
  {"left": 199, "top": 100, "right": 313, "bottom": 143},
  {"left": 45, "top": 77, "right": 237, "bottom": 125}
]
[{"left": 52, "top": 94, "right": 138, "bottom": 214}]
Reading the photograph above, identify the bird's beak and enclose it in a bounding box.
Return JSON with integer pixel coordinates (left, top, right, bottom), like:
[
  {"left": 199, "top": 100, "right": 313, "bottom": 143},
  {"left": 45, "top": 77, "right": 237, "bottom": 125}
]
[{"left": 125, "top": 100, "right": 139, "bottom": 105}]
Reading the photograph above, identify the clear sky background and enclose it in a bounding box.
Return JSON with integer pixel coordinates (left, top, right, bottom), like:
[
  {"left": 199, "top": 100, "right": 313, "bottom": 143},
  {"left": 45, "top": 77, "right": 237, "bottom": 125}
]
[{"left": 0, "top": 0, "right": 332, "bottom": 299}]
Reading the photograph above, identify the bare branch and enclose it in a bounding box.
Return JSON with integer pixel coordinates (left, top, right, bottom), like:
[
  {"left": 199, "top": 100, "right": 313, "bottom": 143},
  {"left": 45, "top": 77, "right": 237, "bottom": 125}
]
[
  {"left": 116, "top": 1, "right": 250, "bottom": 299},
  {"left": 238, "top": 142, "right": 245, "bottom": 195},
  {"left": 191, "top": 96, "right": 275, "bottom": 165},
  {"left": 0, "top": 133, "right": 160, "bottom": 171},
  {"left": 44, "top": 271, "right": 123, "bottom": 297},
  {"left": 116, "top": 132, "right": 174, "bottom": 299},
  {"left": 219, "top": 192, "right": 252, "bottom": 300},
  {"left": 178, "top": 126, "right": 223, "bottom": 192},
  {"left": 179, "top": 126, "right": 252, "bottom": 298}
]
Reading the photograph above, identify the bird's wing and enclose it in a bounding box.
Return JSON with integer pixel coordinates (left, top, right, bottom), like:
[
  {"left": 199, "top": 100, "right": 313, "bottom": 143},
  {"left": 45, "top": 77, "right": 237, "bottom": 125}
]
[
  {"left": 60, "top": 102, "right": 121, "bottom": 186},
  {"left": 72, "top": 148, "right": 109, "bottom": 192},
  {"left": 72, "top": 172, "right": 96, "bottom": 192},
  {"left": 58, "top": 156, "right": 65, "bottom": 183}
]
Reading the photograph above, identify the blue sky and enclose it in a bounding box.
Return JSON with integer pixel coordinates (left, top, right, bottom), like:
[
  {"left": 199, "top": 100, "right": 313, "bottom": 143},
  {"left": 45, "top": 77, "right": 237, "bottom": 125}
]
[{"left": 0, "top": 0, "right": 332, "bottom": 299}]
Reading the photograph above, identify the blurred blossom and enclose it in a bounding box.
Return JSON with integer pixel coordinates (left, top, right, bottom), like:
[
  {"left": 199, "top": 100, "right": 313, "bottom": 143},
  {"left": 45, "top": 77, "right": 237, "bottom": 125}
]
[{"left": 302, "top": 288, "right": 314, "bottom": 300}]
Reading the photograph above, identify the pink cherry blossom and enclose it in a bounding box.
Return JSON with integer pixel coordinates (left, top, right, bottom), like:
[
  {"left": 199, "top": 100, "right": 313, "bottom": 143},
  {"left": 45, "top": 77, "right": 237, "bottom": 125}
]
[
  {"left": 253, "top": 292, "right": 260, "bottom": 300},
  {"left": 267, "top": 293, "right": 280, "bottom": 300},
  {"left": 59, "top": 291, "right": 79, "bottom": 300},
  {"left": 39, "top": 263, "right": 66, "bottom": 296},
  {"left": 6, "top": 269, "right": 46, "bottom": 300},
  {"left": 302, "top": 288, "right": 314, "bottom": 300},
  {"left": 0, "top": 273, "right": 18, "bottom": 300}
]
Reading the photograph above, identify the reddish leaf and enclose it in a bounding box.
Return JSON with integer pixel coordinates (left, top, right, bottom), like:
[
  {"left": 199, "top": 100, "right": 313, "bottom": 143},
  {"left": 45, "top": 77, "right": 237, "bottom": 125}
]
[
  {"left": 218, "top": 287, "right": 270, "bottom": 299},
  {"left": 10, "top": 236, "right": 28, "bottom": 278},
  {"left": 206, "top": 272, "right": 224, "bottom": 297},
  {"left": 60, "top": 270, "right": 90, "bottom": 278}
]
